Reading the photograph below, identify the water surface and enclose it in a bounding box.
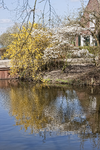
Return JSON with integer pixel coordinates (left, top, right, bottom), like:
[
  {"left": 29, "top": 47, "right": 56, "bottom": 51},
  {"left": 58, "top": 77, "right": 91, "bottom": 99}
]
[{"left": 0, "top": 80, "right": 100, "bottom": 150}]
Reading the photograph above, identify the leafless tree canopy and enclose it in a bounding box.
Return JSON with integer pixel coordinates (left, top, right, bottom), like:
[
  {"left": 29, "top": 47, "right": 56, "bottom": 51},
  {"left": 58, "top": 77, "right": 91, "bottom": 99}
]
[{"left": 0, "top": 0, "right": 61, "bottom": 28}]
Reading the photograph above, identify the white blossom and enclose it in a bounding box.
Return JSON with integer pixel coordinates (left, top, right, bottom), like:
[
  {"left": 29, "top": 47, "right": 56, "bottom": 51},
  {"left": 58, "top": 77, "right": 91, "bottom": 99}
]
[{"left": 31, "top": 24, "right": 90, "bottom": 62}]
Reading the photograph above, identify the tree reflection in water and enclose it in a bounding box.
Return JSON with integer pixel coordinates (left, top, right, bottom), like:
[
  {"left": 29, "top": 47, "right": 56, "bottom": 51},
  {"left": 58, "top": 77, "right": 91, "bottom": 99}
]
[{"left": 7, "top": 84, "right": 100, "bottom": 148}]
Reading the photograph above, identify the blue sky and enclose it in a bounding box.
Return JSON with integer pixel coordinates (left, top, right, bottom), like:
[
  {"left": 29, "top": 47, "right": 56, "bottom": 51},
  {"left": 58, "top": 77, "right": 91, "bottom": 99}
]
[{"left": 0, "top": 0, "right": 89, "bottom": 35}]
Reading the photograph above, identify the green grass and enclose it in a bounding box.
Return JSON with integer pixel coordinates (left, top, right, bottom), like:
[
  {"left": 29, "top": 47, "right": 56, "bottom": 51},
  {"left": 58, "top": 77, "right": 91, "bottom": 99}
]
[{"left": 55, "top": 79, "right": 68, "bottom": 83}]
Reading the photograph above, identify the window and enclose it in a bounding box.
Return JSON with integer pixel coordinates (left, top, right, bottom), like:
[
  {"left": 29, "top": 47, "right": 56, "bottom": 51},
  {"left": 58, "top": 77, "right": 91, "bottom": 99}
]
[{"left": 84, "top": 36, "right": 90, "bottom": 46}]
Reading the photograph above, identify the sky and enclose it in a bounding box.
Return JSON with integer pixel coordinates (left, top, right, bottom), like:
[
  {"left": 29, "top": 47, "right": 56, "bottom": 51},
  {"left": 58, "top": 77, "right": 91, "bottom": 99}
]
[{"left": 0, "top": 0, "right": 89, "bottom": 35}]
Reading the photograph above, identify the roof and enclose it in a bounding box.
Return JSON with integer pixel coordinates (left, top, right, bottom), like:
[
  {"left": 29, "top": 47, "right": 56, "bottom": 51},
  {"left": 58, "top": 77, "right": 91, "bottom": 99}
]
[{"left": 87, "top": 0, "right": 100, "bottom": 10}]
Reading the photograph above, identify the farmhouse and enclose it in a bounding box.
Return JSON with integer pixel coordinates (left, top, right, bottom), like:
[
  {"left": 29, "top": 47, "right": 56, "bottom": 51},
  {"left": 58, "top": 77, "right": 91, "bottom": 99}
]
[{"left": 76, "top": 0, "right": 100, "bottom": 46}]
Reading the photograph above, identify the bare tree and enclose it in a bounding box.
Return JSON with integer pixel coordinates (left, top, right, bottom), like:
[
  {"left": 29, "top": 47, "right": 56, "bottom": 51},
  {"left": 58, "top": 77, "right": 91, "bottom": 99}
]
[{"left": 0, "top": 0, "right": 62, "bottom": 56}]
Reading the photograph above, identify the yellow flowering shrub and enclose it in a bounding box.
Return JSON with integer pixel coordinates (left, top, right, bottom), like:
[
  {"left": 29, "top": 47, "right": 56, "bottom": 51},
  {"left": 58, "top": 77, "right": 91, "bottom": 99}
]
[{"left": 3, "top": 22, "right": 52, "bottom": 81}]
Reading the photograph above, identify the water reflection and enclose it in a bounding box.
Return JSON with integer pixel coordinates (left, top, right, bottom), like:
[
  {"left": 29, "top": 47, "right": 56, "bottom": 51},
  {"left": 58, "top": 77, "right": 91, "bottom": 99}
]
[
  {"left": 1, "top": 82, "right": 100, "bottom": 149},
  {"left": 6, "top": 85, "right": 100, "bottom": 137}
]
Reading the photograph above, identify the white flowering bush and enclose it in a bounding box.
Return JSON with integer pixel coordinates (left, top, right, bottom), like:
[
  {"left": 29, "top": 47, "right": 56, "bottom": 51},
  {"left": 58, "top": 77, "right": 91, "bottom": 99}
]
[
  {"left": 71, "top": 49, "right": 94, "bottom": 58},
  {"left": 42, "top": 25, "right": 87, "bottom": 62}
]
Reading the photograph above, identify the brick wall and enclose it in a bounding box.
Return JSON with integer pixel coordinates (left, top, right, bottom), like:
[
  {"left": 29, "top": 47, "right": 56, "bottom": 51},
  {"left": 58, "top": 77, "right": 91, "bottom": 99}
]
[
  {"left": 81, "top": 0, "right": 100, "bottom": 29},
  {"left": 76, "top": 0, "right": 100, "bottom": 46},
  {"left": 0, "top": 69, "right": 10, "bottom": 79}
]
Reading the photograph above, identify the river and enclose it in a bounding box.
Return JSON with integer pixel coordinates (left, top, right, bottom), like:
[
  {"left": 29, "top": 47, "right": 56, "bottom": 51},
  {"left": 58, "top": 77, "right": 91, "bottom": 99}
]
[{"left": 0, "top": 80, "right": 100, "bottom": 150}]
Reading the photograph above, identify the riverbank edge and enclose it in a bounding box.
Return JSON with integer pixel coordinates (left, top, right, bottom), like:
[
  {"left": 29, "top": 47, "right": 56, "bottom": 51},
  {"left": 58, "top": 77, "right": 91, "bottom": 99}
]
[
  {"left": 42, "top": 65, "right": 100, "bottom": 86},
  {"left": 3, "top": 64, "right": 100, "bottom": 87}
]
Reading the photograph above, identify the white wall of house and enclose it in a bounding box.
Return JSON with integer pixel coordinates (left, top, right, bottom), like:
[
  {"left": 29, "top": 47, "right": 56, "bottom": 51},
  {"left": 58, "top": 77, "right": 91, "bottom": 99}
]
[
  {"left": 81, "top": 35, "right": 84, "bottom": 46},
  {"left": 90, "top": 35, "right": 96, "bottom": 46},
  {"left": 90, "top": 35, "right": 93, "bottom": 46}
]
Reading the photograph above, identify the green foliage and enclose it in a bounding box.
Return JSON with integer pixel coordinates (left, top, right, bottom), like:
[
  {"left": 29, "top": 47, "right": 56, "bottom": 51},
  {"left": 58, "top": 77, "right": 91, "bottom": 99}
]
[{"left": 0, "top": 23, "right": 19, "bottom": 47}]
